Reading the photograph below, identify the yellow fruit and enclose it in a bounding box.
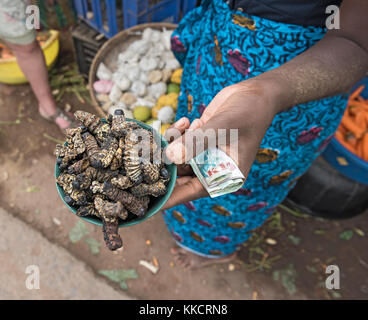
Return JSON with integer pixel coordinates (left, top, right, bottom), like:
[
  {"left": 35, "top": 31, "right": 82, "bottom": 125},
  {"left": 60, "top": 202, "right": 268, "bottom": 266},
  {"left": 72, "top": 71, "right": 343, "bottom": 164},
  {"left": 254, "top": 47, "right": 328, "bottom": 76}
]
[
  {"left": 160, "top": 123, "right": 171, "bottom": 136},
  {"left": 167, "top": 92, "right": 179, "bottom": 110},
  {"left": 151, "top": 105, "right": 163, "bottom": 118},
  {"left": 168, "top": 92, "right": 179, "bottom": 99},
  {"left": 133, "top": 106, "right": 151, "bottom": 122},
  {"left": 171, "top": 68, "right": 183, "bottom": 84}
]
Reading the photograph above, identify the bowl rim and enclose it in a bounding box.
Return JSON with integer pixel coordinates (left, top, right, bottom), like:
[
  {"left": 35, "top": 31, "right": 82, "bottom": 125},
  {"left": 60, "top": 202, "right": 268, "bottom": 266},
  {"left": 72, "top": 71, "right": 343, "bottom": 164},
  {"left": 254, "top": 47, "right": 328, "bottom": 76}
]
[
  {"left": 329, "top": 136, "right": 368, "bottom": 168},
  {"left": 55, "top": 118, "right": 177, "bottom": 228}
]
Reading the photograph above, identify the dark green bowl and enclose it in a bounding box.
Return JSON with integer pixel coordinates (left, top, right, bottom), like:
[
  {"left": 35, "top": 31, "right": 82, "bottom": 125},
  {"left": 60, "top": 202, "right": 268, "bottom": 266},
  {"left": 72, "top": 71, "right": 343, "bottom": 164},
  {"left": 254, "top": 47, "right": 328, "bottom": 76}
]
[{"left": 55, "top": 118, "right": 177, "bottom": 228}]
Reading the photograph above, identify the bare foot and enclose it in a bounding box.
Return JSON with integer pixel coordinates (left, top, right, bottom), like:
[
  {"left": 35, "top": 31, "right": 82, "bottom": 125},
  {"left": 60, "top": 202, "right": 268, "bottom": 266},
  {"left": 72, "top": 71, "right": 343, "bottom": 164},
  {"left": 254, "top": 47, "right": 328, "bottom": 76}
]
[{"left": 170, "top": 247, "right": 237, "bottom": 270}]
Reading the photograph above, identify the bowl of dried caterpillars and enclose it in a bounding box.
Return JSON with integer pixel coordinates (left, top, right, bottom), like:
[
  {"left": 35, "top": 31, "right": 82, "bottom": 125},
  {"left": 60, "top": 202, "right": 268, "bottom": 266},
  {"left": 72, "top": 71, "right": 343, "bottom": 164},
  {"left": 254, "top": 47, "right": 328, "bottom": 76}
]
[{"left": 55, "top": 109, "right": 177, "bottom": 250}]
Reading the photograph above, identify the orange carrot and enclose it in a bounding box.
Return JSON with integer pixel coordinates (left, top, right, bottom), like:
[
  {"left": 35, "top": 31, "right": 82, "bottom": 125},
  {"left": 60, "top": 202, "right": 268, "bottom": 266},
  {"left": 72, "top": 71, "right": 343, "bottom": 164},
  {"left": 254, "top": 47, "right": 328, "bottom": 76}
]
[
  {"left": 355, "top": 111, "right": 366, "bottom": 129},
  {"left": 341, "top": 116, "right": 366, "bottom": 139},
  {"left": 337, "top": 135, "right": 357, "bottom": 154},
  {"left": 350, "top": 85, "right": 365, "bottom": 100}
]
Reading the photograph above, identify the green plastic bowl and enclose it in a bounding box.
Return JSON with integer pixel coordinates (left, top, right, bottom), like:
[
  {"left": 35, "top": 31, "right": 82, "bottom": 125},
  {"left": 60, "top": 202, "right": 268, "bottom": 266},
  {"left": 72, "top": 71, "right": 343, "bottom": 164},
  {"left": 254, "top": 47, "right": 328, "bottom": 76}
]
[{"left": 55, "top": 118, "right": 177, "bottom": 227}]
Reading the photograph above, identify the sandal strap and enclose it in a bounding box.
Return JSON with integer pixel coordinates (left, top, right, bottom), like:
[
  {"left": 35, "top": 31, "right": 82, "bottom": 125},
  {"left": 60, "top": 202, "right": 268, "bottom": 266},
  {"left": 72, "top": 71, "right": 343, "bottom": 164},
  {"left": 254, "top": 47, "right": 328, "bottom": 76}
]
[
  {"left": 49, "top": 108, "right": 79, "bottom": 130},
  {"left": 49, "top": 109, "right": 69, "bottom": 122}
]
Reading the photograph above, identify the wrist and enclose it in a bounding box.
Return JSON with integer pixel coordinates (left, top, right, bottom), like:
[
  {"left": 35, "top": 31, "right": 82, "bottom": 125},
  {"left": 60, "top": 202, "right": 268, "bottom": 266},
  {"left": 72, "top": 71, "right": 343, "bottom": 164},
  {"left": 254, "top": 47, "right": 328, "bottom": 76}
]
[{"left": 238, "top": 75, "right": 291, "bottom": 114}]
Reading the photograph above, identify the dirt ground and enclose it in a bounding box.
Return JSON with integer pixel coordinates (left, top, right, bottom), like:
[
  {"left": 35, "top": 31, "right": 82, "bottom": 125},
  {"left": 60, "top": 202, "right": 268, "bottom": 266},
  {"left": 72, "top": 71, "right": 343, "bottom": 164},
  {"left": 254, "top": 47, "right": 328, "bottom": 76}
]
[{"left": 0, "top": 31, "right": 367, "bottom": 300}]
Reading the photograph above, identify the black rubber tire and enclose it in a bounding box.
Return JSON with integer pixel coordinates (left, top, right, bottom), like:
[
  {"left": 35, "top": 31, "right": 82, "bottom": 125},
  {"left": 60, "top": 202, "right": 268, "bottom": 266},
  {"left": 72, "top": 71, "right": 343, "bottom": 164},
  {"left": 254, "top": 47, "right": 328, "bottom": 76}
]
[{"left": 286, "top": 156, "right": 368, "bottom": 220}]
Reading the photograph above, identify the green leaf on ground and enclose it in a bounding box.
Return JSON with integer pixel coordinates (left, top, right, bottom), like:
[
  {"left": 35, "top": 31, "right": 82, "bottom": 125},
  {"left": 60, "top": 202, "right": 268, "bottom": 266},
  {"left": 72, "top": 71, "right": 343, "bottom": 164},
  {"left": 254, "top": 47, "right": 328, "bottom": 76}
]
[
  {"left": 288, "top": 235, "right": 301, "bottom": 245},
  {"left": 98, "top": 269, "right": 138, "bottom": 291},
  {"left": 314, "top": 229, "right": 326, "bottom": 235},
  {"left": 331, "top": 291, "right": 342, "bottom": 299},
  {"left": 34, "top": 209, "right": 41, "bottom": 214},
  {"left": 339, "top": 230, "right": 354, "bottom": 241},
  {"left": 306, "top": 265, "right": 317, "bottom": 274},
  {"left": 278, "top": 204, "right": 309, "bottom": 219},
  {"left": 272, "top": 264, "right": 297, "bottom": 295},
  {"left": 69, "top": 220, "right": 90, "bottom": 243},
  {"left": 84, "top": 237, "right": 101, "bottom": 255},
  {"left": 24, "top": 185, "right": 40, "bottom": 193}
]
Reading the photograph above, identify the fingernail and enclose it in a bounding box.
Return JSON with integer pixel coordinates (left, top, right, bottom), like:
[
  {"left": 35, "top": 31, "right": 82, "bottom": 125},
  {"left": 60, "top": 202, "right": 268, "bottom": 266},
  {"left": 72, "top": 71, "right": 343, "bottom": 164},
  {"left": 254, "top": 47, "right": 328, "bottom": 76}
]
[
  {"left": 188, "top": 119, "right": 201, "bottom": 131},
  {"left": 175, "top": 117, "right": 186, "bottom": 129}
]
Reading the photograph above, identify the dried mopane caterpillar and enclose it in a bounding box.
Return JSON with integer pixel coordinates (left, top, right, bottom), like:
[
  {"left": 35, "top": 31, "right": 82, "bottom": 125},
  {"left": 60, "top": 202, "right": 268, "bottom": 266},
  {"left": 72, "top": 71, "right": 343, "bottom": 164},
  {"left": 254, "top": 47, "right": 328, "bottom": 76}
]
[
  {"left": 110, "top": 109, "right": 140, "bottom": 137},
  {"left": 56, "top": 172, "right": 76, "bottom": 194},
  {"left": 130, "top": 179, "right": 167, "bottom": 197},
  {"left": 124, "top": 129, "right": 143, "bottom": 183},
  {"left": 55, "top": 127, "right": 86, "bottom": 170},
  {"left": 95, "top": 122, "right": 112, "bottom": 144},
  {"left": 73, "top": 166, "right": 118, "bottom": 190},
  {"left": 94, "top": 196, "right": 127, "bottom": 251},
  {"left": 82, "top": 132, "right": 117, "bottom": 169},
  {"left": 142, "top": 162, "right": 161, "bottom": 184},
  {"left": 110, "top": 146, "right": 123, "bottom": 171},
  {"left": 111, "top": 174, "right": 134, "bottom": 190},
  {"left": 100, "top": 135, "right": 119, "bottom": 168},
  {"left": 67, "top": 158, "right": 90, "bottom": 175},
  {"left": 74, "top": 110, "right": 102, "bottom": 135},
  {"left": 82, "top": 131, "right": 104, "bottom": 168},
  {"left": 124, "top": 127, "right": 154, "bottom": 183},
  {"left": 64, "top": 189, "right": 88, "bottom": 206},
  {"left": 109, "top": 137, "right": 124, "bottom": 171},
  {"left": 76, "top": 203, "right": 97, "bottom": 217},
  {"left": 91, "top": 181, "right": 146, "bottom": 217}
]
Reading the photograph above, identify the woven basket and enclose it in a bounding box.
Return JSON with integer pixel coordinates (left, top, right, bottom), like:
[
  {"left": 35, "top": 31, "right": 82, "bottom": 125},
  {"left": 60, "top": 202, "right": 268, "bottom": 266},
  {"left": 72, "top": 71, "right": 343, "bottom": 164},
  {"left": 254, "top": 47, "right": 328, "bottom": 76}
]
[{"left": 88, "top": 22, "right": 177, "bottom": 117}]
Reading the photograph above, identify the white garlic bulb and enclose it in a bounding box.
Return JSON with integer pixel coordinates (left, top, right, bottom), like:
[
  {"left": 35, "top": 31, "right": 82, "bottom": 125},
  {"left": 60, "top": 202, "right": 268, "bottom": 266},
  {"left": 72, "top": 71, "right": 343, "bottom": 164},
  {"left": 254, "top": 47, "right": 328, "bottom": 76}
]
[
  {"left": 131, "top": 80, "right": 147, "bottom": 97},
  {"left": 139, "top": 71, "right": 149, "bottom": 84},
  {"left": 124, "top": 65, "right": 140, "bottom": 82},
  {"left": 150, "top": 30, "right": 162, "bottom": 42},
  {"left": 109, "top": 84, "right": 122, "bottom": 102},
  {"left": 139, "top": 56, "right": 158, "bottom": 72},
  {"left": 148, "top": 82, "right": 167, "bottom": 100},
  {"left": 118, "top": 50, "right": 138, "bottom": 64},
  {"left": 128, "top": 39, "right": 150, "bottom": 56},
  {"left": 112, "top": 72, "right": 131, "bottom": 91},
  {"left": 131, "top": 98, "right": 155, "bottom": 109},
  {"left": 161, "top": 29, "right": 173, "bottom": 51},
  {"left": 157, "top": 106, "right": 175, "bottom": 124},
  {"left": 165, "top": 58, "right": 181, "bottom": 70},
  {"left": 161, "top": 51, "right": 175, "bottom": 61},
  {"left": 97, "top": 62, "right": 112, "bottom": 81},
  {"left": 142, "top": 28, "right": 153, "bottom": 41},
  {"left": 147, "top": 42, "right": 165, "bottom": 58}
]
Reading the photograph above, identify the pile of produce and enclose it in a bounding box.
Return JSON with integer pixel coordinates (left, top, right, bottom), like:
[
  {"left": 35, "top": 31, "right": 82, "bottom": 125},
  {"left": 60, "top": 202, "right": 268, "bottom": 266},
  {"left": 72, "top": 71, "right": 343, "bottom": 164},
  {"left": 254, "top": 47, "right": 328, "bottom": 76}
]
[
  {"left": 55, "top": 109, "right": 171, "bottom": 251},
  {"left": 93, "top": 27, "right": 182, "bottom": 135},
  {"left": 335, "top": 85, "right": 368, "bottom": 161},
  {"left": 0, "top": 31, "right": 52, "bottom": 60}
]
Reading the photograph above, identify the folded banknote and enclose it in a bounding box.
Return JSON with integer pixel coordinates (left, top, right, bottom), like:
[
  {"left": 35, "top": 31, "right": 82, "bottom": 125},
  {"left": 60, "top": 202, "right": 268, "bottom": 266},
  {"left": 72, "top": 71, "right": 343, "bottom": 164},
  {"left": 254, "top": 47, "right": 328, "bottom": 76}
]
[{"left": 189, "top": 148, "right": 245, "bottom": 198}]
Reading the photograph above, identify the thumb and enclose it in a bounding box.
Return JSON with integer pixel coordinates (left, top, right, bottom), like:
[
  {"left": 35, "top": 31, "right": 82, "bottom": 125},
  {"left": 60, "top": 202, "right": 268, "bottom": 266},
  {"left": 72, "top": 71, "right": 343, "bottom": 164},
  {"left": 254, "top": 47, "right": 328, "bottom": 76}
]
[{"left": 165, "top": 117, "right": 224, "bottom": 164}]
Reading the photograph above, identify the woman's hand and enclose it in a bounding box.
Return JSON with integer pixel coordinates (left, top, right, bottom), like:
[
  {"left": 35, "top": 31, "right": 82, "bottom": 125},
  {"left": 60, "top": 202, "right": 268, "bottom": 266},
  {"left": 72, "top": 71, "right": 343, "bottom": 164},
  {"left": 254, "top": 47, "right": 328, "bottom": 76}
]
[{"left": 162, "top": 79, "right": 282, "bottom": 210}]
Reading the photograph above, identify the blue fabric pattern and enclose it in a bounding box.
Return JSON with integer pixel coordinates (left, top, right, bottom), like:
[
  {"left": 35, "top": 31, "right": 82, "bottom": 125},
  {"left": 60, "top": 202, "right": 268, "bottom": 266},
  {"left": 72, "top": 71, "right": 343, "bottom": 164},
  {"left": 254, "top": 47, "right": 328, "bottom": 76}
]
[{"left": 163, "top": 0, "right": 348, "bottom": 257}]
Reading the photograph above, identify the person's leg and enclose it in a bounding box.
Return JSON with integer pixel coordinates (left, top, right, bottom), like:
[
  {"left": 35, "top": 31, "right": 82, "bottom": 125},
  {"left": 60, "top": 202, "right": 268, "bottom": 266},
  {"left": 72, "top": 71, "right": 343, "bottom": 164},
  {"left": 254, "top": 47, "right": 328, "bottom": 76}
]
[{"left": 5, "top": 40, "right": 71, "bottom": 129}]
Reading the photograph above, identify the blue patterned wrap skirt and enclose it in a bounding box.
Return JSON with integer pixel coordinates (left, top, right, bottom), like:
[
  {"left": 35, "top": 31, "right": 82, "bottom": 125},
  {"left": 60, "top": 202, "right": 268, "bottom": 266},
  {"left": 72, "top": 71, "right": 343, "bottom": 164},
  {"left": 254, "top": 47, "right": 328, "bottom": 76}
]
[{"left": 162, "top": 0, "right": 348, "bottom": 257}]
